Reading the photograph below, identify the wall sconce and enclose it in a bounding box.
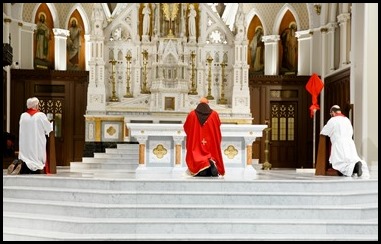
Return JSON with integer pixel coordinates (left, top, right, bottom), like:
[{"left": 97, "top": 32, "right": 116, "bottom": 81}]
[{"left": 314, "top": 4, "right": 321, "bottom": 15}]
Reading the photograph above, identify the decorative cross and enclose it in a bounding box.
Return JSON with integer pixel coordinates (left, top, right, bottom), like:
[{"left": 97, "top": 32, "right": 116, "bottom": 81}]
[{"left": 201, "top": 138, "right": 207, "bottom": 145}]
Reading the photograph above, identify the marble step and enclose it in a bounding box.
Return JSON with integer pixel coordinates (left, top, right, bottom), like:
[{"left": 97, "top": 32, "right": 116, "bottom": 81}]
[
  {"left": 71, "top": 161, "right": 138, "bottom": 170},
  {"left": 93, "top": 152, "right": 139, "bottom": 159},
  {"left": 3, "top": 227, "right": 377, "bottom": 241},
  {"left": 3, "top": 212, "right": 378, "bottom": 235},
  {"left": 115, "top": 143, "right": 139, "bottom": 149},
  {"left": 3, "top": 171, "right": 378, "bottom": 241},
  {"left": 3, "top": 185, "right": 377, "bottom": 206},
  {"left": 3, "top": 198, "right": 378, "bottom": 220},
  {"left": 104, "top": 148, "right": 140, "bottom": 154},
  {"left": 3, "top": 175, "right": 378, "bottom": 193}
]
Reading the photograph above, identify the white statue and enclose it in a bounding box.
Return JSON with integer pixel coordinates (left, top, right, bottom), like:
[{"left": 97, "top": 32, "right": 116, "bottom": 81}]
[
  {"left": 142, "top": 3, "right": 151, "bottom": 36},
  {"left": 188, "top": 4, "right": 197, "bottom": 38}
]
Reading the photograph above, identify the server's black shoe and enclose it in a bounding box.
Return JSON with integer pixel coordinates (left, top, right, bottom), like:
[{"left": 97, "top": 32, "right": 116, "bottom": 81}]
[{"left": 355, "top": 161, "right": 363, "bottom": 177}]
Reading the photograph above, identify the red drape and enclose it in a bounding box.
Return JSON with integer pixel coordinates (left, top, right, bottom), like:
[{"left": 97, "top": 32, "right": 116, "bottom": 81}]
[{"left": 305, "top": 73, "right": 324, "bottom": 118}]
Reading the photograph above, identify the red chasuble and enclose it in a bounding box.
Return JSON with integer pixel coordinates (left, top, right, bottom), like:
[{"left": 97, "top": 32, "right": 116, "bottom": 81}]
[{"left": 183, "top": 104, "right": 225, "bottom": 176}]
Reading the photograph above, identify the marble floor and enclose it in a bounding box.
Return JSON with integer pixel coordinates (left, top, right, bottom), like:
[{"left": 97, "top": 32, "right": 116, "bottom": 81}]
[{"left": 5, "top": 165, "right": 374, "bottom": 182}]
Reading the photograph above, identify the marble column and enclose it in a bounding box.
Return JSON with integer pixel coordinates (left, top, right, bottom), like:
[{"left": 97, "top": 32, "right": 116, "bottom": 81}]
[
  {"left": 262, "top": 35, "right": 280, "bottom": 75},
  {"left": 338, "top": 13, "right": 351, "bottom": 67},
  {"left": 53, "top": 28, "right": 69, "bottom": 70},
  {"left": 295, "top": 30, "right": 313, "bottom": 76}
]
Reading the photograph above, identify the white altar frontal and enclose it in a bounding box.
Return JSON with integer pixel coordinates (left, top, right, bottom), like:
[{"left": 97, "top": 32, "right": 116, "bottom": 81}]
[{"left": 127, "top": 123, "right": 267, "bottom": 177}]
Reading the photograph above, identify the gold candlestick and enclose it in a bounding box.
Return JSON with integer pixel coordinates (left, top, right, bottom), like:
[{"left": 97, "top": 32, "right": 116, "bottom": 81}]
[
  {"left": 141, "top": 50, "right": 150, "bottom": 94},
  {"left": 109, "top": 59, "right": 119, "bottom": 102},
  {"left": 218, "top": 62, "right": 227, "bottom": 104},
  {"left": 124, "top": 53, "right": 133, "bottom": 98},
  {"left": 206, "top": 56, "right": 214, "bottom": 100},
  {"left": 262, "top": 127, "right": 272, "bottom": 170},
  {"left": 188, "top": 51, "right": 198, "bottom": 95}
]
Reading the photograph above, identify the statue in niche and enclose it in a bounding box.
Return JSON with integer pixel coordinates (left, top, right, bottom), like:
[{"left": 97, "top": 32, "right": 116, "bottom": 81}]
[
  {"left": 250, "top": 26, "right": 264, "bottom": 72},
  {"left": 281, "top": 22, "right": 297, "bottom": 73},
  {"left": 188, "top": 4, "right": 197, "bottom": 39},
  {"left": 142, "top": 3, "right": 151, "bottom": 36},
  {"left": 35, "top": 12, "right": 50, "bottom": 61},
  {"left": 112, "top": 27, "right": 122, "bottom": 41},
  {"left": 67, "top": 17, "right": 82, "bottom": 70}
]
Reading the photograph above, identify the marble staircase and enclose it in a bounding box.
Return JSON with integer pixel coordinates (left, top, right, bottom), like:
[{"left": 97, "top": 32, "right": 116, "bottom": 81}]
[
  {"left": 3, "top": 143, "right": 378, "bottom": 241},
  {"left": 70, "top": 143, "right": 140, "bottom": 176},
  {"left": 3, "top": 170, "right": 378, "bottom": 241}
]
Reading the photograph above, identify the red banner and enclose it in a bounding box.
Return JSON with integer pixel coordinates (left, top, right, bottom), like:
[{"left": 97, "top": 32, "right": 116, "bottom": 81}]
[{"left": 305, "top": 73, "right": 324, "bottom": 118}]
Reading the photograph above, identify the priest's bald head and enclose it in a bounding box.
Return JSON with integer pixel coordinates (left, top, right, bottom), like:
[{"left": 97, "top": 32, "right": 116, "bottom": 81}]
[
  {"left": 330, "top": 105, "right": 342, "bottom": 117},
  {"left": 330, "top": 105, "right": 341, "bottom": 113},
  {"left": 199, "top": 97, "right": 209, "bottom": 104}
]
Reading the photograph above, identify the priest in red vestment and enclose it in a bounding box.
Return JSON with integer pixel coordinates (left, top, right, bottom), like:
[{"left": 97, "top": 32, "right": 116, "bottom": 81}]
[{"left": 183, "top": 97, "right": 225, "bottom": 177}]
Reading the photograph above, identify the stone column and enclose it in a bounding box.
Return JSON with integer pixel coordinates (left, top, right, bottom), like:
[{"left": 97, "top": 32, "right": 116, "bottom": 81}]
[
  {"left": 135, "top": 136, "right": 148, "bottom": 165},
  {"left": 326, "top": 23, "right": 338, "bottom": 72},
  {"left": 338, "top": 13, "right": 351, "bottom": 67},
  {"left": 295, "top": 30, "right": 313, "bottom": 76},
  {"left": 262, "top": 35, "right": 280, "bottom": 75},
  {"left": 172, "top": 136, "right": 183, "bottom": 166},
  {"left": 244, "top": 138, "right": 256, "bottom": 166},
  {"left": 53, "top": 28, "right": 69, "bottom": 70}
]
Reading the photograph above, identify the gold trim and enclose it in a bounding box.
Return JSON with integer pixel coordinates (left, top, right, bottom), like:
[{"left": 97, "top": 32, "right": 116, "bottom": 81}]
[
  {"left": 314, "top": 4, "right": 321, "bottom": 15},
  {"left": 86, "top": 116, "right": 124, "bottom": 122}
]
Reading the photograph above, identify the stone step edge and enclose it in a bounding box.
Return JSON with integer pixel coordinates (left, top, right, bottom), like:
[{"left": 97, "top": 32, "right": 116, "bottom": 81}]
[
  {"left": 4, "top": 197, "right": 379, "bottom": 210},
  {"left": 3, "top": 212, "right": 378, "bottom": 224},
  {"left": 3, "top": 227, "right": 378, "bottom": 241},
  {"left": 3, "top": 186, "right": 378, "bottom": 196}
]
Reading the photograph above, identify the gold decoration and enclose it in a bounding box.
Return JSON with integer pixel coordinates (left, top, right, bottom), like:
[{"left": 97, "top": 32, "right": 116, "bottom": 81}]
[
  {"left": 141, "top": 50, "right": 150, "bottom": 94},
  {"left": 218, "top": 62, "right": 227, "bottom": 104},
  {"left": 124, "top": 52, "right": 133, "bottom": 98},
  {"left": 109, "top": 59, "right": 119, "bottom": 102},
  {"left": 262, "top": 127, "right": 272, "bottom": 170},
  {"left": 188, "top": 51, "right": 198, "bottom": 95},
  {"left": 162, "top": 3, "right": 179, "bottom": 37},
  {"left": 106, "top": 126, "right": 116, "bottom": 136},
  {"left": 206, "top": 56, "right": 214, "bottom": 100},
  {"left": 313, "top": 4, "right": 321, "bottom": 15},
  {"left": 153, "top": 144, "right": 168, "bottom": 159},
  {"left": 224, "top": 145, "right": 238, "bottom": 159}
]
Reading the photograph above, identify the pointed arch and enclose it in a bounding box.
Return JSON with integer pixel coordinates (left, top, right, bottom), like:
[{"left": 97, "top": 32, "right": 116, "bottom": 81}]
[
  {"left": 66, "top": 4, "right": 88, "bottom": 71},
  {"left": 276, "top": 4, "right": 299, "bottom": 74},
  {"left": 273, "top": 4, "right": 301, "bottom": 34},
  {"left": 32, "top": 3, "right": 59, "bottom": 28},
  {"left": 246, "top": 8, "right": 267, "bottom": 35},
  {"left": 66, "top": 3, "right": 89, "bottom": 34}
]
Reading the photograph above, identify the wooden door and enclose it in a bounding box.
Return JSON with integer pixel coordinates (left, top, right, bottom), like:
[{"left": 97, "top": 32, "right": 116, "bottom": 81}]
[
  {"left": 269, "top": 101, "right": 298, "bottom": 168},
  {"left": 9, "top": 69, "right": 88, "bottom": 167},
  {"left": 38, "top": 97, "right": 65, "bottom": 166}
]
